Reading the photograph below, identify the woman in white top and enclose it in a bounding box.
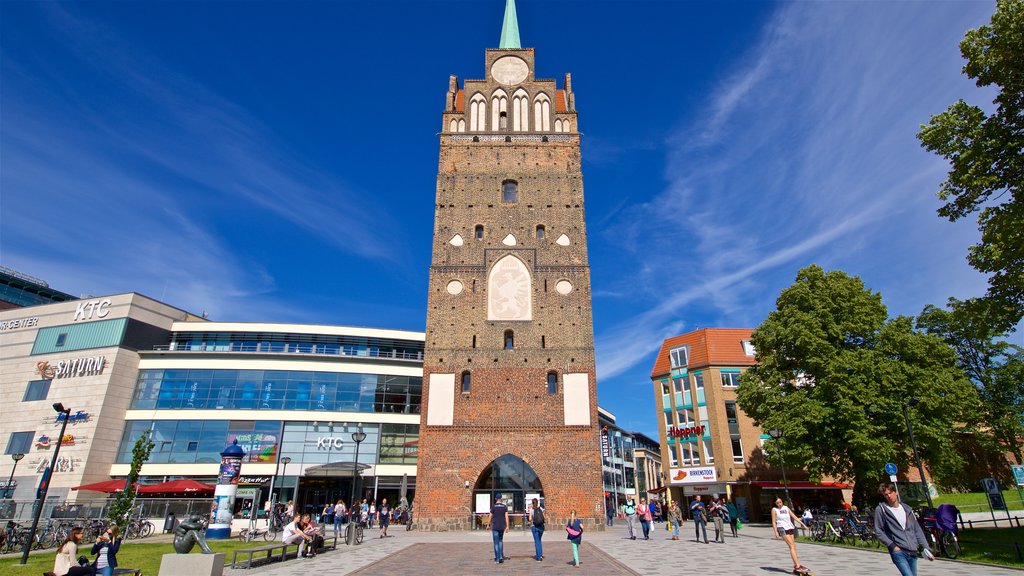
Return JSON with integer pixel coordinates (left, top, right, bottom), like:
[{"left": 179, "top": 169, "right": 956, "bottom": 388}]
[
  {"left": 771, "top": 497, "right": 809, "bottom": 574},
  {"left": 53, "top": 527, "right": 95, "bottom": 576}
]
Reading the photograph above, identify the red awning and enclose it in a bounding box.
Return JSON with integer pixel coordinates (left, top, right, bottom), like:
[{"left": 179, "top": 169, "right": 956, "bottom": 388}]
[
  {"left": 750, "top": 481, "right": 850, "bottom": 490},
  {"left": 72, "top": 480, "right": 134, "bottom": 493},
  {"left": 137, "top": 479, "right": 215, "bottom": 494}
]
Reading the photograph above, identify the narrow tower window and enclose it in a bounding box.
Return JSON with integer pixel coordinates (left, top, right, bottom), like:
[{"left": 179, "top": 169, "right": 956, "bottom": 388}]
[
  {"left": 502, "top": 180, "right": 518, "bottom": 202},
  {"left": 461, "top": 371, "right": 471, "bottom": 393},
  {"left": 504, "top": 330, "right": 514, "bottom": 350},
  {"left": 475, "top": 225, "right": 484, "bottom": 240},
  {"left": 547, "top": 371, "right": 558, "bottom": 394},
  {"left": 536, "top": 225, "right": 545, "bottom": 239},
  {"left": 499, "top": 111, "right": 508, "bottom": 131}
]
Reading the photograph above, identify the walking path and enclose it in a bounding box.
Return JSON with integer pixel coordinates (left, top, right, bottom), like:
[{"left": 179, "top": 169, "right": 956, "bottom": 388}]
[{"left": 227, "top": 522, "right": 1024, "bottom": 576}]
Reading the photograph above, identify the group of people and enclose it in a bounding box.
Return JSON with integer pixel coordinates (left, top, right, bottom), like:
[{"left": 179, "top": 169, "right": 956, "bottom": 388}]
[
  {"left": 488, "top": 493, "right": 585, "bottom": 568},
  {"left": 47, "top": 525, "right": 121, "bottom": 576},
  {"left": 280, "top": 513, "right": 327, "bottom": 558}
]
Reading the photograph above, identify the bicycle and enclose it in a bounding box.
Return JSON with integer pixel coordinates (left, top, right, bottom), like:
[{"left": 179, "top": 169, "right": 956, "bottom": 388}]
[
  {"left": 919, "top": 506, "right": 960, "bottom": 559},
  {"left": 125, "top": 517, "right": 155, "bottom": 539}
]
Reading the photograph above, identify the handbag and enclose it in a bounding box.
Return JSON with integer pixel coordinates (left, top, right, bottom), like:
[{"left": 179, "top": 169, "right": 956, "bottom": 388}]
[
  {"left": 566, "top": 524, "right": 581, "bottom": 537},
  {"left": 737, "top": 518, "right": 743, "bottom": 530}
]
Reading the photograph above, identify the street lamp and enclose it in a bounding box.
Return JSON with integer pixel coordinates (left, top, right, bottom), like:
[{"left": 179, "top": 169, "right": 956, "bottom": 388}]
[
  {"left": 901, "top": 397, "right": 934, "bottom": 509},
  {"left": 347, "top": 428, "right": 366, "bottom": 546},
  {"left": 269, "top": 454, "right": 291, "bottom": 515},
  {"left": 4, "top": 453, "right": 24, "bottom": 499},
  {"left": 767, "top": 428, "right": 793, "bottom": 510},
  {"left": 21, "top": 403, "right": 71, "bottom": 565}
]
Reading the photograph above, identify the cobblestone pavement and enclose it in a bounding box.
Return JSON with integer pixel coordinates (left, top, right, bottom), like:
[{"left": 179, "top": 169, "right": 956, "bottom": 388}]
[{"left": 225, "top": 523, "right": 1024, "bottom": 576}]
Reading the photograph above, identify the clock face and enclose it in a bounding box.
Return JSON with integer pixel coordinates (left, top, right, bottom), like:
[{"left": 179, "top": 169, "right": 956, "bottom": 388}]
[{"left": 490, "top": 56, "right": 529, "bottom": 85}]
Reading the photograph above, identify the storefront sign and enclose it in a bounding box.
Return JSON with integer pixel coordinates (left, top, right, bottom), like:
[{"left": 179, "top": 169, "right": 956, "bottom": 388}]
[
  {"left": 238, "top": 476, "right": 272, "bottom": 486},
  {"left": 668, "top": 425, "right": 706, "bottom": 439},
  {"left": 681, "top": 483, "right": 727, "bottom": 496},
  {"left": 0, "top": 317, "right": 39, "bottom": 331},
  {"left": 0, "top": 480, "right": 17, "bottom": 489},
  {"left": 33, "top": 456, "right": 80, "bottom": 474},
  {"left": 52, "top": 410, "right": 91, "bottom": 425},
  {"left": 36, "top": 356, "right": 106, "bottom": 379},
  {"left": 73, "top": 299, "right": 111, "bottom": 321},
  {"left": 316, "top": 437, "right": 345, "bottom": 449},
  {"left": 35, "top": 434, "right": 84, "bottom": 448},
  {"left": 669, "top": 466, "right": 718, "bottom": 485}
]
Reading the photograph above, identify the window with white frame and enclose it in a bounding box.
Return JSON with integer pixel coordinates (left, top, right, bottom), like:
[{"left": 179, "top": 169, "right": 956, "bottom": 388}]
[
  {"left": 731, "top": 436, "right": 744, "bottom": 463},
  {"left": 721, "top": 371, "right": 741, "bottom": 388},
  {"left": 669, "top": 346, "right": 689, "bottom": 368},
  {"left": 703, "top": 439, "right": 715, "bottom": 464},
  {"left": 661, "top": 381, "right": 671, "bottom": 395},
  {"left": 741, "top": 340, "right": 756, "bottom": 356},
  {"left": 663, "top": 411, "right": 674, "bottom": 428},
  {"left": 724, "top": 401, "right": 738, "bottom": 424},
  {"left": 678, "top": 408, "right": 695, "bottom": 427},
  {"left": 693, "top": 371, "right": 704, "bottom": 390},
  {"left": 669, "top": 445, "right": 680, "bottom": 467}
]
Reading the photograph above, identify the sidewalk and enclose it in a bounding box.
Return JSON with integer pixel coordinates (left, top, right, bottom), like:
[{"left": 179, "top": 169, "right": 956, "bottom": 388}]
[{"left": 229, "top": 521, "right": 1024, "bottom": 576}]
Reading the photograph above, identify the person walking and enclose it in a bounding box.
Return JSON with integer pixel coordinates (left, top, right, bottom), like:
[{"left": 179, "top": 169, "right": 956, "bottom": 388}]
[
  {"left": 565, "top": 509, "right": 583, "bottom": 567},
  {"left": 638, "top": 497, "right": 652, "bottom": 540},
  {"left": 668, "top": 500, "right": 682, "bottom": 540},
  {"left": 690, "top": 495, "right": 709, "bottom": 543},
  {"left": 529, "top": 497, "right": 545, "bottom": 561},
  {"left": 874, "top": 482, "right": 934, "bottom": 576},
  {"left": 651, "top": 499, "right": 660, "bottom": 523},
  {"left": 489, "top": 493, "right": 510, "bottom": 564},
  {"left": 379, "top": 498, "right": 391, "bottom": 538},
  {"left": 772, "top": 497, "right": 810, "bottom": 574},
  {"left": 709, "top": 494, "right": 728, "bottom": 543},
  {"left": 91, "top": 526, "right": 121, "bottom": 576},
  {"left": 623, "top": 497, "right": 638, "bottom": 540},
  {"left": 605, "top": 501, "right": 615, "bottom": 527},
  {"left": 726, "top": 497, "right": 740, "bottom": 538},
  {"left": 333, "top": 500, "right": 346, "bottom": 533}
]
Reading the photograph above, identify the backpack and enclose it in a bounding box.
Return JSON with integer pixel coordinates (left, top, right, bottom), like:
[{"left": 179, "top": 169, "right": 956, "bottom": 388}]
[{"left": 533, "top": 507, "right": 545, "bottom": 526}]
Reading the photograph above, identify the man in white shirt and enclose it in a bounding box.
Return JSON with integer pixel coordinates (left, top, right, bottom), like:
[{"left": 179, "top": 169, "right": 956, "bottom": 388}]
[{"left": 282, "top": 518, "right": 311, "bottom": 558}]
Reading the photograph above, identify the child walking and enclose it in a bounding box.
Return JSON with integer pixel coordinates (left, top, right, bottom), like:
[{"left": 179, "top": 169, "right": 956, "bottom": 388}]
[{"left": 566, "top": 509, "right": 583, "bottom": 567}]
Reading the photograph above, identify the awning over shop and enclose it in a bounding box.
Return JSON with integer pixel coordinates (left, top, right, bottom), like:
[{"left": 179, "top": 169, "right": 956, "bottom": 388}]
[
  {"left": 137, "top": 479, "right": 215, "bottom": 494},
  {"left": 71, "top": 480, "right": 134, "bottom": 493},
  {"left": 646, "top": 486, "right": 668, "bottom": 494},
  {"left": 302, "top": 461, "right": 372, "bottom": 477},
  {"left": 750, "top": 481, "right": 850, "bottom": 490}
]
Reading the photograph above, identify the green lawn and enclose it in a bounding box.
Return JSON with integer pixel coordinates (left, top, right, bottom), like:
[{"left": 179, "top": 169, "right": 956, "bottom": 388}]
[
  {"left": 0, "top": 538, "right": 259, "bottom": 576},
  {"left": 932, "top": 489, "right": 1024, "bottom": 512}
]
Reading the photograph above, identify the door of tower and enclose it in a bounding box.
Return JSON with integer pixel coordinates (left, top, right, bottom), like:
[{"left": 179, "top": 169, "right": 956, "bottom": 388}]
[{"left": 472, "top": 454, "right": 543, "bottom": 530}]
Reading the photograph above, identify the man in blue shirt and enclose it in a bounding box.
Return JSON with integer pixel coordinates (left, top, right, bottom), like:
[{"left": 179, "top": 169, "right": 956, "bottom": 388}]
[{"left": 489, "top": 493, "right": 510, "bottom": 564}]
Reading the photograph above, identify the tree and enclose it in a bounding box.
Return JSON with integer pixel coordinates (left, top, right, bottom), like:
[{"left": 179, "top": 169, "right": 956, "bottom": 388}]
[
  {"left": 918, "top": 298, "right": 1024, "bottom": 463},
  {"left": 918, "top": 0, "right": 1024, "bottom": 332},
  {"left": 107, "top": 431, "right": 154, "bottom": 532},
  {"left": 737, "top": 266, "right": 980, "bottom": 506}
]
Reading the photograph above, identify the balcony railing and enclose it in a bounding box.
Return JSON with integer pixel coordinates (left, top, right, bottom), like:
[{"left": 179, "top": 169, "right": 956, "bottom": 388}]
[{"left": 150, "top": 344, "right": 424, "bottom": 362}]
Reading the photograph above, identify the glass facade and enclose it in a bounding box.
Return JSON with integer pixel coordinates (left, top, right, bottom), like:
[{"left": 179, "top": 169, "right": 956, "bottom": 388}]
[
  {"left": 117, "top": 420, "right": 281, "bottom": 464},
  {"left": 167, "top": 332, "right": 423, "bottom": 361},
  {"left": 131, "top": 369, "right": 422, "bottom": 414}
]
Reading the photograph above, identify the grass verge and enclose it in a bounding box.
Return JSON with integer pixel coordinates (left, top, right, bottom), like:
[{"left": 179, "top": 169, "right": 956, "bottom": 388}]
[
  {"left": 799, "top": 526, "right": 1024, "bottom": 567},
  {"left": 0, "top": 539, "right": 258, "bottom": 575}
]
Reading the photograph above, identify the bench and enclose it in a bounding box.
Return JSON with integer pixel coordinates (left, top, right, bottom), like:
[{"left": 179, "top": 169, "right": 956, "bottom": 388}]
[
  {"left": 230, "top": 541, "right": 299, "bottom": 569},
  {"left": 112, "top": 569, "right": 141, "bottom": 576}
]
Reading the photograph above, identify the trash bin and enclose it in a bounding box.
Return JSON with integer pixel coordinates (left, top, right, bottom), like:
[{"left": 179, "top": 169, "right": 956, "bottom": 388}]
[{"left": 164, "top": 512, "right": 178, "bottom": 533}]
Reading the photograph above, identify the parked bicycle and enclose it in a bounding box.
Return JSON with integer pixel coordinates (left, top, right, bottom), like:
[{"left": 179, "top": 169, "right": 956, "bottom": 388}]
[{"left": 919, "top": 504, "right": 960, "bottom": 559}]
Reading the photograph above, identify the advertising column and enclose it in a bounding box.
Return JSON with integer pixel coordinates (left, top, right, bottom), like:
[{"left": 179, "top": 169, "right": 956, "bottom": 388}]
[{"left": 208, "top": 439, "right": 245, "bottom": 539}]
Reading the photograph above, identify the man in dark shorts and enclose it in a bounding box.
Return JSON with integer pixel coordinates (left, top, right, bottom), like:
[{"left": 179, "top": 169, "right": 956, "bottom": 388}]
[
  {"left": 378, "top": 498, "right": 390, "bottom": 538},
  {"left": 489, "top": 493, "right": 510, "bottom": 564}
]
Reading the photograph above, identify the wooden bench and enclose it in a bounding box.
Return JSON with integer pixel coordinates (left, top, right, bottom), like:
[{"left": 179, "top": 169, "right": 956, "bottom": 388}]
[
  {"left": 112, "top": 569, "right": 141, "bottom": 576},
  {"left": 230, "top": 541, "right": 299, "bottom": 569}
]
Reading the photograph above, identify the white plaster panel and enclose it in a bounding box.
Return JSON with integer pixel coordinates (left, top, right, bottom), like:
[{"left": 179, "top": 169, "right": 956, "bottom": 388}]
[
  {"left": 426, "top": 373, "right": 455, "bottom": 426},
  {"left": 487, "top": 255, "right": 532, "bottom": 321},
  {"left": 563, "top": 373, "right": 590, "bottom": 425}
]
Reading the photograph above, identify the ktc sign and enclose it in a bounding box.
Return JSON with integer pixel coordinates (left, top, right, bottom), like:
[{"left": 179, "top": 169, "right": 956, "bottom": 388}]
[
  {"left": 73, "top": 299, "right": 111, "bottom": 321},
  {"left": 668, "top": 425, "right": 706, "bottom": 439},
  {"left": 670, "top": 466, "right": 718, "bottom": 485},
  {"left": 316, "top": 437, "right": 345, "bottom": 449}
]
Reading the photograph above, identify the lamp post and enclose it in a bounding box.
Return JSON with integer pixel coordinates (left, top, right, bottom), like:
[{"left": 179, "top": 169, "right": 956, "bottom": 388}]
[
  {"left": 268, "top": 455, "right": 291, "bottom": 515},
  {"left": 4, "top": 453, "right": 24, "bottom": 499},
  {"left": 901, "top": 397, "right": 934, "bottom": 509},
  {"left": 767, "top": 428, "right": 792, "bottom": 509},
  {"left": 21, "top": 403, "right": 70, "bottom": 565},
  {"left": 347, "top": 428, "right": 366, "bottom": 546}
]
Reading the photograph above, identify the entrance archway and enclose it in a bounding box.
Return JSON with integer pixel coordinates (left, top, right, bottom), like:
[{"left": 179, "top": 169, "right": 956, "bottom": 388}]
[{"left": 472, "top": 454, "right": 543, "bottom": 528}]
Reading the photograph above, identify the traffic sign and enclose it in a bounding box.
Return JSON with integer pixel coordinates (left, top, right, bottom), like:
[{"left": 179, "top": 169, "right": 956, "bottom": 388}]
[
  {"left": 884, "top": 462, "right": 898, "bottom": 475},
  {"left": 1012, "top": 465, "right": 1024, "bottom": 487}
]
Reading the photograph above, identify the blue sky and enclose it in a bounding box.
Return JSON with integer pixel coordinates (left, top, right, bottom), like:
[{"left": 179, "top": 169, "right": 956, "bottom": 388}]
[{"left": 1, "top": 1, "right": 999, "bottom": 438}]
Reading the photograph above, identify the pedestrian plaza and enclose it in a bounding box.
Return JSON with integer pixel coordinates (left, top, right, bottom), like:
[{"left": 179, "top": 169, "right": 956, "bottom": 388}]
[{"left": 225, "top": 522, "right": 1022, "bottom": 576}]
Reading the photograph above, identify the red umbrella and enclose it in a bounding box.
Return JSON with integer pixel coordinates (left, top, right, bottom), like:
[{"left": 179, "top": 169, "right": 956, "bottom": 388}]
[
  {"left": 71, "top": 479, "right": 134, "bottom": 493},
  {"left": 137, "top": 479, "right": 215, "bottom": 495}
]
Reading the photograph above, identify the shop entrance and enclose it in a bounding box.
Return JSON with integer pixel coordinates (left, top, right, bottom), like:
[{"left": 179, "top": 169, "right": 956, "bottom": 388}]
[{"left": 472, "top": 454, "right": 543, "bottom": 530}]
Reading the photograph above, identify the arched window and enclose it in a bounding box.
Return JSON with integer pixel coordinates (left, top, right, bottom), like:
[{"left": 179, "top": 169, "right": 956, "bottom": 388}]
[
  {"left": 547, "top": 371, "right": 558, "bottom": 394},
  {"left": 461, "top": 371, "right": 471, "bottom": 393},
  {"left": 470, "top": 93, "right": 486, "bottom": 131},
  {"left": 457, "top": 118, "right": 466, "bottom": 132},
  {"left": 504, "top": 330, "right": 514, "bottom": 350},
  {"left": 491, "top": 89, "right": 508, "bottom": 131},
  {"left": 449, "top": 119, "right": 457, "bottom": 133},
  {"left": 503, "top": 180, "right": 518, "bottom": 202},
  {"left": 475, "top": 224, "right": 484, "bottom": 240},
  {"left": 499, "top": 111, "right": 508, "bottom": 130},
  {"left": 536, "top": 224, "right": 545, "bottom": 239},
  {"left": 513, "top": 89, "right": 529, "bottom": 131},
  {"left": 473, "top": 454, "right": 544, "bottom": 512},
  {"left": 533, "top": 94, "right": 551, "bottom": 131}
]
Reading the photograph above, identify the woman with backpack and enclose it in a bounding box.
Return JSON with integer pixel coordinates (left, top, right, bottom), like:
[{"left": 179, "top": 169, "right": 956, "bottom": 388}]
[
  {"left": 565, "top": 509, "right": 583, "bottom": 568},
  {"left": 529, "top": 497, "right": 545, "bottom": 561}
]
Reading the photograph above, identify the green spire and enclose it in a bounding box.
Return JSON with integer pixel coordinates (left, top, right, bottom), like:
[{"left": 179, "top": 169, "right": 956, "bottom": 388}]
[{"left": 499, "top": 0, "right": 521, "bottom": 49}]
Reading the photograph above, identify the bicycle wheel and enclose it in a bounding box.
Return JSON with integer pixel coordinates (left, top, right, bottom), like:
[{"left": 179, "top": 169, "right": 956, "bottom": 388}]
[
  {"left": 355, "top": 524, "right": 364, "bottom": 544},
  {"left": 141, "top": 521, "right": 154, "bottom": 538},
  {"left": 941, "top": 531, "right": 960, "bottom": 559}
]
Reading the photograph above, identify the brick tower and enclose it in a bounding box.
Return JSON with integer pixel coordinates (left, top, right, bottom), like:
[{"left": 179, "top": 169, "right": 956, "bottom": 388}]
[{"left": 414, "top": 0, "right": 604, "bottom": 530}]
